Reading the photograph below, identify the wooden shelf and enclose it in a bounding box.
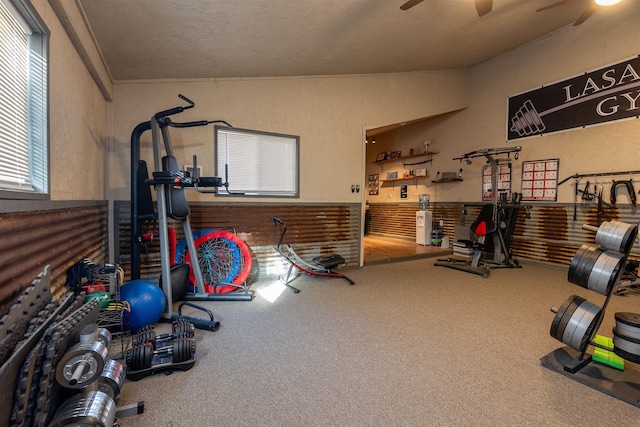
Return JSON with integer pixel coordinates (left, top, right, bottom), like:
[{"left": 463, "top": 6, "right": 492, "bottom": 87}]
[
  {"left": 382, "top": 176, "right": 428, "bottom": 183},
  {"left": 432, "top": 178, "right": 463, "bottom": 183},
  {"left": 374, "top": 151, "right": 438, "bottom": 165}
]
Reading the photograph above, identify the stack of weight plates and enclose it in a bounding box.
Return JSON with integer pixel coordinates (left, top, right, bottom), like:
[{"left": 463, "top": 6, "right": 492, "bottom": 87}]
[
  {"left": 567, "top": 244, "right": 625, "bottom": 296},
  {"left": 550, "top": 295, "right": 602, "bottom": 353},
  {"left": 594, "top": 221, "right": 638, "bottom": 255},
  {"left": 613, "top": 312, "right": 640, "bottom": 364}
]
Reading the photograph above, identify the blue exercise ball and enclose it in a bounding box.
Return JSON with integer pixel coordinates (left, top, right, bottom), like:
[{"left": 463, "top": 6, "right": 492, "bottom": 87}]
[{"left": 120, "top": 279, "right": 166, "bottom": 332}]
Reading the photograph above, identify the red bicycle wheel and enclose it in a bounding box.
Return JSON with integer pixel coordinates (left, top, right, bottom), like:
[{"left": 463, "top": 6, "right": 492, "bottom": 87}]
[{"left": 184, "top": 230, "right": 252, "bottom": 294}]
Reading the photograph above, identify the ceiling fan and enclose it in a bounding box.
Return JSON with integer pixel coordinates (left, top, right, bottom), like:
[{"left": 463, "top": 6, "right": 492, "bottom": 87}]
[
  {"left": 536, "top": 0, "right": 623, "bottom": 26},
  {"left": 400, "top": 0, "right": 493, "bottom": 17}
]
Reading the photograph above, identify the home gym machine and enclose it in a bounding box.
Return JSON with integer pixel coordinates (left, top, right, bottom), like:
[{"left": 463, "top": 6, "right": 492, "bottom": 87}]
[
  {"left": 541, "top": 219, "right": 640, "bottom": 408},
  {"left": 130, "top": 95, "right": 253, "bottom": 331},
  {"left": 434, "top": 146, "right": 530, "bottom": 277},
  {"left": 271, "top": 217, "right": 354, "bottom": 293}
]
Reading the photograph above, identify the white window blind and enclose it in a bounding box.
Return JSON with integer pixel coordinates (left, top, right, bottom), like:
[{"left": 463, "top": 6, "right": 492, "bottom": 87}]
[
  {"left": 215, "top": 127, "right": 299, "bottom": 197},
  {"left": 0, "top": 0, "right": 48, "bottom": 197},
  {"left": 0, "top": 1, "right": 30, "bottom": 190}
]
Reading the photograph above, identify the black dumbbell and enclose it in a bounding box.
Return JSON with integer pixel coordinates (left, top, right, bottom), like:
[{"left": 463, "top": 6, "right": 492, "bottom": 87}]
[
  {"left": 126, "top": 337, "right": 195, "bottom": 371},
  {"left": 131, "top": 320, "right": 195, "bottom": 349}
]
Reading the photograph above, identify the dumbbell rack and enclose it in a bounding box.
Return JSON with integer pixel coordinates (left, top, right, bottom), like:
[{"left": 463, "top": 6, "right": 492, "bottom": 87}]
[
  {"left": 541, "top": 220, "right": 640, "bottom": 408},
  {"left": 95, "top": 266, "right": 130, "bottom": 360}
]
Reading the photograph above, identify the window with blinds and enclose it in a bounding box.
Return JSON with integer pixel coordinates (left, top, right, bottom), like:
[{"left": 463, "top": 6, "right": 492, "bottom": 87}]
[
  {"left": 0, "top": 0, "right": 48, "bottom": 199},
  {"left": 215, "top": 126, "right": 299, "bottom": 197}
]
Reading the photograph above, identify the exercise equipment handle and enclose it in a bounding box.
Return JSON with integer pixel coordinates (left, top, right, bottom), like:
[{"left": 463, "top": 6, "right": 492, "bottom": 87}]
[
  {"left": 582, "top": 224, "right": 599, "bottom": 233},
  {"left": 165, "top": 118, "right": 233, "bottom": 129},
  {"left": 166, "top": 119, "right": 210, "bottom": 128},
  {"left": 271, "top": 217, "right": 287, "bottom": 248},
  {"left": 153, "top": 94, "right": 195, "bottom": 120}
]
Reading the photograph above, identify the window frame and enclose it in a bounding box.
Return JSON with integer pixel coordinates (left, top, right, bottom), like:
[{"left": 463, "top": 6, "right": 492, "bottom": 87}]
[
  {"left": 214, "top": 126, "right": 300, "bottom": 198},
  {"left": 0, "top": 0, "right": 49, "bottom": 200}
]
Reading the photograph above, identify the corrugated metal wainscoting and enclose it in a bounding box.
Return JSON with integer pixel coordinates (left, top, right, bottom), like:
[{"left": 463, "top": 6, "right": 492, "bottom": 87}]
[
  {"left": 0, "top": 202, "right": 109, "bottom": 311},
  {"left": 367, "top": 202, "right": 640, "bottom": 266},
  {"left": 510, "top": 203, "right": 640, "bottom": 266},
  {"left": 114, "top": 202, "right": 361, "bottom": 283},
  {"left": 367, "top": 203, "right": 463, "bottom": 241}
]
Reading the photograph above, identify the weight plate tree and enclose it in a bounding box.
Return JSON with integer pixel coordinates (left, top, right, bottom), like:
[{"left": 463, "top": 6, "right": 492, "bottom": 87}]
[{"left": 541, "top": 219, "right": 640, "bottom": 409}]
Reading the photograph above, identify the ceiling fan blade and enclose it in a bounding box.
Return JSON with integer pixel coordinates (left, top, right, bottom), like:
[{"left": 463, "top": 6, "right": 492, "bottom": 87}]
[
  {"left": 574, "top": 4, "right": 597, "bottom": 26},
  {"left": 536, "top": 0, "right": 577, "bottom": 13},
  {"left": 400, "top": 0, "right": 425, "bottom": 11},
  {"left": 475, "top": 0, "right": 493, "bottom": 17}
]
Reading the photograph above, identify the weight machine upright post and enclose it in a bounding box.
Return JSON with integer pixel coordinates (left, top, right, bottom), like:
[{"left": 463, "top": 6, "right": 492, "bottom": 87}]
[
  {"left": 150, "top": 117, "right": 176, "bottom": 317},
  {"left": 130, "top": 121, "right": 151, "bottom": 280},
  {"left": 149, "top": 116, "right": 213, "bottom": 306},
  {"left": 182, "top": 219, "right": 207, "bottom": 294},
  {"left": 483, "top": 153, "right": 502, "bottom": 263}
]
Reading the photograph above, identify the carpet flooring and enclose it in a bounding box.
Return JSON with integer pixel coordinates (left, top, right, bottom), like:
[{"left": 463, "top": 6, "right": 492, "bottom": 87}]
[{"left": 117, "top": 259, "right": 640, "bottom": 426}]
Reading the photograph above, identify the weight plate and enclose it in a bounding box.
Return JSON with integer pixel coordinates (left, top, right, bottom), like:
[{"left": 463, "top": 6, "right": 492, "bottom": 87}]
[
  {"left": 614, "top": 312, "right": 640, "bottom": 340},
  {"left": 618, "top": 223, "right": 639, "bottom": 254},
  {"left": 602, "top": 221, "right": 620, "bottom": 251},
  {"left": 186, "top": 337, "right": 196, "bottom": 361},
  {"left": 79, "top": 323, "right": 99, "bottom": 343},
  {"left": 595, "top": 221, "right": 614, "bottom": 251},
  {"left": 568, "top": 245, "right": 590, "bottom": 284},
  {"left": 97, "top": 327, "right": 112, "bottom": 348},
  {"left": 132, "top": 328, "right": 157, "bottom": 348},
  {"left": 174, "top": 338, "right": 187, "bottom": 363},
  {"left": 99, "top": 359, "right": 126, "bottom": 404},
  {"left": 48, "top": 390, "right": 116, "bottom": 427},
  {"left": 587, "top": 250, "right": 624, "bottom": 296},
  {"left": 568, "top": 245, "right": 601, "bottom": 287},
  {"left": 56, "top": 341, "right": 108, "bottom": 389},
  {"left": 173, "top": 320, "right": 195, "bottom": 336},
  {"left": 136, "top": 342, "right": 154, "bottom": 371},
  {"left": 562, "top": 299, "right": 602, "bottom": 352},
  {"left": 551, "top": 295, "right": 583, "bottom": 340},
  {"left": 567, "top": 245, "right": 595, "bottom": 285},
  {"left": 578, "top": 246, "right": 603, "bottom": 287},
  {"left": 596, "top": 221, "right": 638, "bottom": 253},
  {"left": 612, "top": 328, "right": 640, "bottom": 364},
  {"left": 125, "top": 347, "right": 134, "bottom": 367},
  {"left": 606, "top": 221, "right": 628, "bottom": 252}
]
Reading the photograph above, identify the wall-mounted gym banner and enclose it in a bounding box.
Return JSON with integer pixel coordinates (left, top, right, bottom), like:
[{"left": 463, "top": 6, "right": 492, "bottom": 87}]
[{"left": 507, "top": 55, "right": 640, "bottom": 141}]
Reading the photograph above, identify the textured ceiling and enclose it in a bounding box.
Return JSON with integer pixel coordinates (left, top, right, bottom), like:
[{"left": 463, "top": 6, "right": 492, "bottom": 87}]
[{"left": 79, "top": 0, "right": 638, "bottom": 81}]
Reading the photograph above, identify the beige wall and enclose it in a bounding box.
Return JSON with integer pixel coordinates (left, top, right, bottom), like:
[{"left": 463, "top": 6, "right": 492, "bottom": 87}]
[
  {"left": 368, "top": 3, "right": 640, "bottom": 205},
  {"left": 32, "top": 0, "right": 110, "bottom": 201},
  {"left": 107, "top": 70, "right": 469, "bottom": 203}
]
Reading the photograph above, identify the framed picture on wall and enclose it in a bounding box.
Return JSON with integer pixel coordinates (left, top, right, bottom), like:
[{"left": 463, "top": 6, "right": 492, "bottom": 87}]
[
  {"left": 390, "top": 151, "right": 401, "bottom": 159},
  {"left": 368, "top": 174, "right": 379, "bottom": 195},
  {"left": 376, "top": 152, "right": 387, "bottom": 162},
  {"left": 521, "top": 159, "right": 559, "bottom": 201}
]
